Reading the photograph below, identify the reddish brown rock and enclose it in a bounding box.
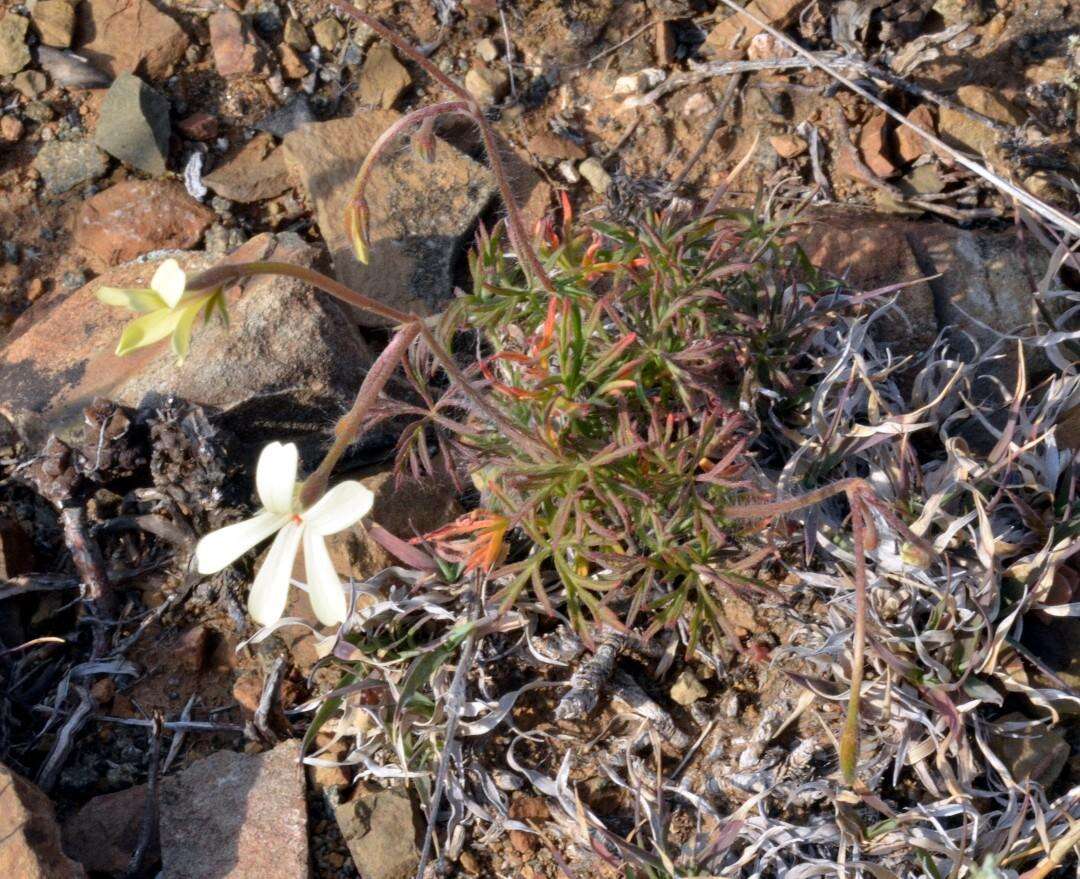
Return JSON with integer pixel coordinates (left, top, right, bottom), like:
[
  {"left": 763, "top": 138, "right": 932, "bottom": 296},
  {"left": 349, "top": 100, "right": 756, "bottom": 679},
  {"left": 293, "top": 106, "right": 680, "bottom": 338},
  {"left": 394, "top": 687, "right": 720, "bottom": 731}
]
[
  {"left": 527, "top": 131, "right": 586, "bottom": 161},
  {"left": 705, "top": 0, "right": 803, "bottom": 57},
  {"left": 858, "top": 113, "right": 897, "bottom": 179},
  {"left": 896, "top": 104, "right": 936, "bottom": 163},
  {"left": 278, "top": 44, "right": 307, "bottom": 80},
  {"left": 0, "top": 234, "right": 372, "bottom": 460},
  {"left": 209, "top": 8, "right": 268, "bottom": 78},
  {"left": 177, "top": 111, "right": 219, "bottom": 141},
  {"left": 160, "top": 741, "right": 307, "bottom": 879},
  {"left": 799, "top": 210, "right": 1051, "bottom": 383},
  {"left": 1060, "top": 405, "right": 1080, "bottom": 451},
  {"left": 0, "top": 763, "right": 86, "bottom": 878},
  {"left": 282, "top": 111, "right": 495, "bottom": 326},
  {"left": 74, "top": 0, "right": 189, "bottom": 81},
  {"left": 176, "top": 625, "right": 210, "bottom": 673},
  {"left": 75, "top": 180, "right": 214, "bottom": 266},
  {"left": 769, "top": 133, "right": 807, "bottom": 158},
  {"left": 61, "top": 785, "right": 152, "bottom": 874},
  {"left": 204, "top": 134, "right": 291, "bottom": 204}
]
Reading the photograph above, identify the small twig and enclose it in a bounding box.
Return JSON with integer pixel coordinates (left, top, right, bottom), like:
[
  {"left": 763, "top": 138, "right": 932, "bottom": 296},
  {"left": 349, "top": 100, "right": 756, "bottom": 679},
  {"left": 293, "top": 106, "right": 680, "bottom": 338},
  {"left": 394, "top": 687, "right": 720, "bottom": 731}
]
[
  {"left": 0, "top": 575, "right": 80, "bottom": 601},
  {"left": 555, "top": 628, "right": 625, "bottom": 720},
  {"left": 498, "top": 4, "right": 516, "bottom": 100},
  {"left": 665, "top": 74, "right": 742, "bottom": 202},
  {"left": 37, "top": 685, "right": 95, "bottom": 792},
  {"left": 33, "top": 704, "right": 245, "bottom": 734},
  {"left": 162, "top": 694, "right": 196, "bottom": 775},
  {"left": 61, "top": 506, "right": 115, "bottom": 657},
  {"left": 125, "top": 714, "right": 163, "bottom": 878},
  {"left": 251, "top": 656, "right": 287, "bottom": 743},
  {"left": 96, "top": 514, "right": 197, "bottom": 550},
  {"left": 0, "top": 636, "right": 67, "bottom": 656}
]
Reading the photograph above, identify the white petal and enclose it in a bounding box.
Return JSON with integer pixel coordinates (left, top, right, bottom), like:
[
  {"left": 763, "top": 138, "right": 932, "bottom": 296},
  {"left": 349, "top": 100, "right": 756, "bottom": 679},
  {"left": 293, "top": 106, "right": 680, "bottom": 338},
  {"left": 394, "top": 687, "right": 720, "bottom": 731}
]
[
  {"left": 255, "top": 442, "right": 299, "bottom": 514},
  {"left": 303, "top": 530, "right": 347, "bottom": 626},
  {"left": 194, "top": 511, "right": 290, "bottom": 575},
  {"left": 247, "top": 521, "right": 302, "bottom": 625},
  {"left": 302, "top": 481, "right": 374, "bottom": 536},
  {"left": 150, "top": 259, "right": 187, "bottom": 308}
]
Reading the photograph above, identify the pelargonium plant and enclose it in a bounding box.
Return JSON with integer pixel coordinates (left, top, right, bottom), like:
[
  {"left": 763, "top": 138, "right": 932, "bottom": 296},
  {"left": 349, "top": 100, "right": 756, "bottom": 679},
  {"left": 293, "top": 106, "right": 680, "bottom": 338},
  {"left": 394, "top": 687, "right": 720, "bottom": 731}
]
[{"left": 94, "top": 0, "right": 959, "bottom": 799}]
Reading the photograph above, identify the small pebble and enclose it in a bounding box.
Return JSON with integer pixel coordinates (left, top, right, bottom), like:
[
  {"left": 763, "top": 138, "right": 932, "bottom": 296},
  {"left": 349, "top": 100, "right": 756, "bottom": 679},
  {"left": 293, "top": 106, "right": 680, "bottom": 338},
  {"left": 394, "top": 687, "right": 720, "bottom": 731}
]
[{"left": 62, "top": 269, "right": 86, "bottom": 289}]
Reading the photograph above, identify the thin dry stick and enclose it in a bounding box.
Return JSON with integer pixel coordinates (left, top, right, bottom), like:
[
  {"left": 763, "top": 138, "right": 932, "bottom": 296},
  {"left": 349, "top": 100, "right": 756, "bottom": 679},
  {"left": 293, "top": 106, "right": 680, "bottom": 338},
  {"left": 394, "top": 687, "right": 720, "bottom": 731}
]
[
  {"left": 125, "top": 714, "right": 163, "bottom": 878},
  {"left": 712, "top": 0, "right": 1080, "bottom": 239}
]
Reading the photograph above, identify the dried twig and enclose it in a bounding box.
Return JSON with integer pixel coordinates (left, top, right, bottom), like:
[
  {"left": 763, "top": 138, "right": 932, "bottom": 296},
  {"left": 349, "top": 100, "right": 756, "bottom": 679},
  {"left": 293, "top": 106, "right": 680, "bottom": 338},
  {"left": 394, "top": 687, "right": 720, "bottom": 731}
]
[
  {"left": 125, "top": 714, "right": 163, "bottom": 878},
  {"left": 555, "top": 628, "right": 625, "bottom": 720},
  {"left": 37, "top": 685, "right": 94, "bottom": 791},
  {"left": 251, "top": 656, "right": 287, "bottom": 743}
]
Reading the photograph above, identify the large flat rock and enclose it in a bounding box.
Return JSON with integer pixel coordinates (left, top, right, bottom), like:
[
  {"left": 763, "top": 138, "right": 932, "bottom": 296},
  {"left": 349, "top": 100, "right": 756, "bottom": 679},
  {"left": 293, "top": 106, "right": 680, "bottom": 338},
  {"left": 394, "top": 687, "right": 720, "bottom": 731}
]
[
  {"left": 283, "top": 111, "right": 496, "bottom": 326},
  {"left": 159, "top": 741, "right": 307, "bottom": 879},
  {"left": 0, "top": 233, "right": 371, "bottom": 462}
]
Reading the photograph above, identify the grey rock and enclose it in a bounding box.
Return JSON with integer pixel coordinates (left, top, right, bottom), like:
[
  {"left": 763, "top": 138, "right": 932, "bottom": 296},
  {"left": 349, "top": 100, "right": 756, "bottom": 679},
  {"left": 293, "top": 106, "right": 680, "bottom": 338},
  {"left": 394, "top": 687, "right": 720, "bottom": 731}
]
[
  {"left": 334, "top": 788, "right": 422, "bottom": 879},
  {"left": 160, "top": 741, "right": 308, "bottom": 879},
  {"left": 255, "top": 93, "right": 315, "bottom": 138},
  {"left": 31, "top": 139, "right": 109, "bottom": 195},
  {"left": 94, "top": 72, "right": 170, "bottom": 175},
  {"left": 0, "top": 13, "right": 31, "bottom": 76}
]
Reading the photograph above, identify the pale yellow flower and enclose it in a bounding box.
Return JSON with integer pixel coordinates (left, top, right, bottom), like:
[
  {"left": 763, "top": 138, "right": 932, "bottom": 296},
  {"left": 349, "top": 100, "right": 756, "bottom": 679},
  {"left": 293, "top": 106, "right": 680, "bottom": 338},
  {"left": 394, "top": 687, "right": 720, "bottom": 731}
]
[{"left": 96, "top": 259, "right": 226, "bottom": 362}]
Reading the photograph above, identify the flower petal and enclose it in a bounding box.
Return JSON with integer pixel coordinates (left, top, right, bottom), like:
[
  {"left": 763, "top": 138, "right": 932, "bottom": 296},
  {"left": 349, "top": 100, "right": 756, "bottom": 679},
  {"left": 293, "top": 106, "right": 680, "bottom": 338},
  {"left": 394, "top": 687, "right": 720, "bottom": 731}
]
[
  {"left": 302, "top": 481, "right": 374, "bottom": 536},
  {"left": 255, "top": 442, "right": 299, "bottom": 514},
  {"left": 115, "top": 307, "right": 186, "bottom": 356},
  {"left": 96, "top": 286, "right": 167, "bottom": 313},
  {"left": 194, "top": 510, "right": 290, "bottom": 574},
  {"left": 247, "top": 521, "right": 302, "bottom": 625},
  {"left": 303, "top": 529, "right": 347, "bottom": 626},
  {"left": 170, "top": 296, "right": 211, "bottom": 363},
  {"left": 151, "top": 259, "right": 187, "bottom": 308}
]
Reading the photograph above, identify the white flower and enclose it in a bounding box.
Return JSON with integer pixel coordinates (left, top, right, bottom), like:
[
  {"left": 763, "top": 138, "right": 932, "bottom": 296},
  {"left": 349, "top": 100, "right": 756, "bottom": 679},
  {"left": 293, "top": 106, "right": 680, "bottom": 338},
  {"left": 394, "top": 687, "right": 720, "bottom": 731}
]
[{"left": 194, "top": 442, "right": 374, "bottom": 626}]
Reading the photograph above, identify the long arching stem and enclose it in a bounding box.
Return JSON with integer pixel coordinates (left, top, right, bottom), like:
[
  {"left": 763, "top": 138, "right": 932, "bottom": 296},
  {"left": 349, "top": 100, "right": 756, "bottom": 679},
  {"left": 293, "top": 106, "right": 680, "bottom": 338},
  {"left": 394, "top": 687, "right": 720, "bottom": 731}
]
[
  {"left": 329, "top": 0, "right": 556, "bottom": 294},
  {"left": 187, "top": 260, "right": 551, "bottom": 504}
]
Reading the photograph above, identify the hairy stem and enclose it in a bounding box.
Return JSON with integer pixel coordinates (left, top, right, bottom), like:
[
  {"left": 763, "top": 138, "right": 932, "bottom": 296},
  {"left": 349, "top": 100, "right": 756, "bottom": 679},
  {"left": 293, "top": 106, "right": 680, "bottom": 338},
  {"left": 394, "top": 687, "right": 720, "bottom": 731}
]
[
  {"left": 329, "top": 0, "right": 556, "bottom": 293},
  {"left": 299, "top": 322, "right": 421, "bottom": 508},
  {"left": 188, "top": 260, "right": 549, "bottom": 498},
  {"left": 186, "top": 260, "right": 415, "bottom": 325},
  {"left": 839, "top": 498, "right": 868, "bottom": 785}
]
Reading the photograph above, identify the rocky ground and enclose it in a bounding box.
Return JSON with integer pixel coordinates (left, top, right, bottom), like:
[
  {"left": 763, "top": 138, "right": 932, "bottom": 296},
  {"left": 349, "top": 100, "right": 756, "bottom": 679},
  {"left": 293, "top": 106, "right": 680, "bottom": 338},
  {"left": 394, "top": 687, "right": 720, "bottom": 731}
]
[{"left": 0, "top": 0, "right": 1078, "bottom": 877}]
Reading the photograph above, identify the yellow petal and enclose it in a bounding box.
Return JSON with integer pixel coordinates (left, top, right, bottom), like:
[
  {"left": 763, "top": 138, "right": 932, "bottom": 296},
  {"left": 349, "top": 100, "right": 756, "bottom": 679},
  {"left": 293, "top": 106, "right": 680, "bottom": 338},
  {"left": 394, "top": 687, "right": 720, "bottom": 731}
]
[
  {"left": 96, "top": 286, "right": 167, "bottom": 314},
  {"left": 170, "top": 296, "right": 212, "bottom": 362},
  {"left": 115, "top": 307, "right": 186, "bottom": 356},
  {"left": 150, "top": 259, "right": 187, "bottom": 308}
]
